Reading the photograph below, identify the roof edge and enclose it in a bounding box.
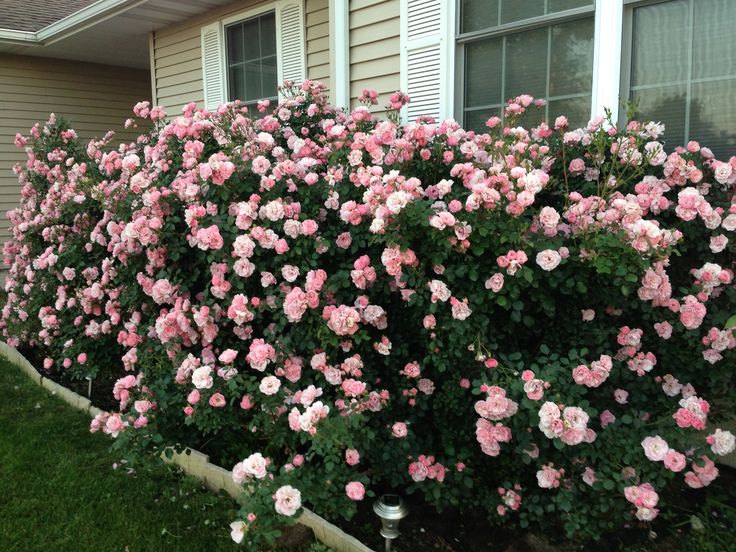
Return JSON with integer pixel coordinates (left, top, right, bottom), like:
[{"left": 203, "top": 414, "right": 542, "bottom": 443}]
[
  {"left": 0, "top": 28, "right": 37, "bottom": 45},
  {"left": 0, "top": 0, "right": 150, "bottom": 47}
]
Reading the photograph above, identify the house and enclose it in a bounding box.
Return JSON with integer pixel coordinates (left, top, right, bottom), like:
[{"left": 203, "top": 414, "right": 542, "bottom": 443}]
[{"left": 1, "top": 0, "right": 735, "bottom": 254}]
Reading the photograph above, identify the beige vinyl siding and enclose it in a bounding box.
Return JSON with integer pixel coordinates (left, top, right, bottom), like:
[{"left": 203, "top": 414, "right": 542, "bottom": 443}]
[
  {"left": 306, "top": 0, "right": 330, "bottom": 88},
  {"left": 0, "top": 54, "right": 150, "bottom": 251},
  {"left": 349, "top": 0, "right": 400, "bottom": 115},
  {"left": 152, "top": 0, "right": 330, "bottom": 116}
]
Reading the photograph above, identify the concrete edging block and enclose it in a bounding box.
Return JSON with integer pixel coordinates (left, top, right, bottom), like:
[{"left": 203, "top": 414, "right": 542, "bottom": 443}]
[{"left": 2, "top": 341, "right": 375, "bottom": 552}]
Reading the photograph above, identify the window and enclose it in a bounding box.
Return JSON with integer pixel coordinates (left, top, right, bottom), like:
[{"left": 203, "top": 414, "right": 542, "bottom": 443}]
[
  {"left": 226, "top": 11, "right": 278, "bottom": 106},
  {"left": 622, "top": 0, "right": 736, "bottom": 158},
  {"left": 450, "top": 0, "right": 736, "bottom": 157},
  {"left": 457, "top": 0, "right": 595, "bottom": 130},
  {"left": 200, "top": 1, "right": 305, "bottom": 112}
]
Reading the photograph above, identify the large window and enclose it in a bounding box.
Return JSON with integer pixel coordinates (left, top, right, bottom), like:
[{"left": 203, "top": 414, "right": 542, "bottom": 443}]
[
  {"left": 455, "top": 0, "right": 736, "bottom": 158},
  {"left": 458, "top": 0, "right": 595, "bottom": 130},
  {"left": 622, "top": 0, "right": 736, "bottom": 158},
  {"left": 226, "top": 11, "right": 278, "bottom": 106}
]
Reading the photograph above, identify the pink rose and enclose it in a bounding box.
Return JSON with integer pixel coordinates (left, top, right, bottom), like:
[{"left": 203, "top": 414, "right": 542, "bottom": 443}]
[
  {"left": 663, "top": 449, "right": 687, "bottom": 472},
  {"left": 218, "top": 349, "right": 238, "bottom": 364},
  {"left": 485, "top": 272, "right": 505, "bottom": 292},
  {"left": 209, "top": 393, "right": 226, "bottom": 407},
  {"left": 392, "top": 422, "right": 408, "bottom": 438},
  {"left": 345, "top": 448, "right": 360, "bottom": 466},
  {"left": 345, "top": 481, "right": 365, "bottom": 501}
]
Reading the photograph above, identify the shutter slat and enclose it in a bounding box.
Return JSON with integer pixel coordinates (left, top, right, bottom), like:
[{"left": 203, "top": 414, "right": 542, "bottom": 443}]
[
  {"left": 201, "top": 22, "right": 225, "bottom": 110},
  {"left": 402, "top": 0, "right": 443, "bottom": 122},
  {"left": 406, "top": 44, "right": 441, "bottom": 121},
  {"left": 407, "top": 0, "right": 441, "bottom": 40},
  {"left": 278, "top": 1, "right": 306, "bottom": 85}
]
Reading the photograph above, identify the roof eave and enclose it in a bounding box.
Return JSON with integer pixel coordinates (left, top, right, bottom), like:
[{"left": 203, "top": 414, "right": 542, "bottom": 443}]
[
  {"left": 0, "top": 0, "right": 150, "bottom": 47},
  {"left": 0, "top": 28, "right": 38, "bottom": 45}
]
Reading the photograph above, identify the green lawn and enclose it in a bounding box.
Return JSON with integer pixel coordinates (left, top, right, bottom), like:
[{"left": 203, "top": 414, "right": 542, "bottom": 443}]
[{"left": 0, "top": 357, "right": 328, "bottom": 552}]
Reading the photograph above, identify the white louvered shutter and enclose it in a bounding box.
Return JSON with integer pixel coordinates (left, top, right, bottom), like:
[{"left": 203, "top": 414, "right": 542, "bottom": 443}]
[
  {"left": 400, "top": 0, "right": 454, "bottom": 122},
  {"left": 201, "top": 22, "right": 226, "bottom": 110},
  {"left": 276, "top": 0, "right": 306, "bottom": 87}
]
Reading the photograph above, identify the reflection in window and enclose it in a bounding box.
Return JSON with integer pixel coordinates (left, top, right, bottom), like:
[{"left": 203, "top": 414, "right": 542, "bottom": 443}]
[
  {"left": 462, "top": 16, "right": 594, "bottom": 131},
  {"left": 629, "top": 0, "right": 736, "bottom": 158}
]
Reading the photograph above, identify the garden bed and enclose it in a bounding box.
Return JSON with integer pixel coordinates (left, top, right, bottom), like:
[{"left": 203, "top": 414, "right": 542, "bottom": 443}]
[
  {"left": 331, "top": 474, "right": 736, "bottom": 552},
  {"left": 0, "top": 342, "right": 369, "bottom": 552},
  {"left": 3, "top": 84, "right": 735, "bottom": 551}
]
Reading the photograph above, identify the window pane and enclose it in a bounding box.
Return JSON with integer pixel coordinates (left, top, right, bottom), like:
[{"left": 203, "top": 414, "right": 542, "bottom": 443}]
[
  {"left": 465, "top": 38, "right": 503, "bottom": 107},
  {"left": 464, "top": 107, "right": 501, "bottom": 133},
  {"left": 632, "top": 85, "right": 687, "bottom": 149},
  {"left": 548, "top": 96, "right": 591, "bottom": 129},
  {"left": 460, "top": 0, "right": 498, "bottom": 33},
  {"left": 261, "top": 55, "right": 278, "bottom": 98},
  {"left": 260, "top": 13, "right": 277, "bottom": 57},
  {"left": 631, "top": 0, "right": 689, "bottom": 87},
  {"left": 229, "top": 65, "right": 246, "bottom": 101},
  {"left": 227, "top": 25, "right": 244, "bottom": 64},
  {"left": 549, "top": 17, "right": 594, "bottom": 97},
  {"left": 505, "top": 26, "right": 547, "bottom": 99},
  {"left": 243, "top": 18, "right": 261, "bottom": 61},
  {"left": 690, "top": 79, "right": 736, "bottom": 158},
  {"left": 500, "top": 0, "right": 544, "bottom": 25},
  {"left": 515, "top": 105, "right": 545, "bottom": 128},
  {"left": 548, "top": 0, "right": 592, "bottom": 12},
  {"left": 692, "top": 0, "right": 736, "bottom": 80},
  {"left": 244, "top": 61, "right": 262, "bottom": 101}
]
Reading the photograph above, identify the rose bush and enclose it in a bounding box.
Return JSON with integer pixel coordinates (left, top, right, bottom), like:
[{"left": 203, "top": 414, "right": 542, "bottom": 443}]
[{"left": 3, "top": 81, "right": 735, "bottom": 547}]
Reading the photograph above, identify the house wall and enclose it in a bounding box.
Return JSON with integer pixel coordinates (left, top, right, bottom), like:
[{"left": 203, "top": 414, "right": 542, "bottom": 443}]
[
  {"left": 0, "top": 54, "right": 150, "bottom": 254},
  {"left": 349, "top": 0, "right": 400, "bottom": 114},
  {"left": 151, "top": 0, "right": 330, "bottom": 116}
]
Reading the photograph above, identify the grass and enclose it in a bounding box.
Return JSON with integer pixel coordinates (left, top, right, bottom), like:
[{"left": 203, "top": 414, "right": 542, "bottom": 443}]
[{"left": 0, "top": 357, "right": 331, "bottom": 552}]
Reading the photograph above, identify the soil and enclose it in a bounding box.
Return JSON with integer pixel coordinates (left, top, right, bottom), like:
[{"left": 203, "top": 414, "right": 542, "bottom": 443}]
[{"left": 18, "top": 345, "right": 122, "bottom": 412}]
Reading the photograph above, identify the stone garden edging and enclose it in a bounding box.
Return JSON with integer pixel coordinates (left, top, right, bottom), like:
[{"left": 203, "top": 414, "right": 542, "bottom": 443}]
[{"left": 0, "top": 341, "right": 374, "bottom": 552}]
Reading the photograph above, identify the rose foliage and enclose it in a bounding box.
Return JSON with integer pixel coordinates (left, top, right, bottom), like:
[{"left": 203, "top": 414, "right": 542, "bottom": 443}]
[{"left": 3, "top": 82, "right": 736, "bottom": 546}]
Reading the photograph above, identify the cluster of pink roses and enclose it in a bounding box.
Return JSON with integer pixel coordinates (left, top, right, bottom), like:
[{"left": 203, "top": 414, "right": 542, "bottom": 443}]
[
  {"left": 408, "top": 454, "right": 446, "bottom": 483},
  {"left": 538, "top": 402, "right": 596, "bottom": 446},
  {"left": 3, "top": 80, "right": 735, "bottom": 544},
  {"left": 623, "top": 483, "right": 659, "bottom": 521},
  {"left": 571, "top": 354, "right": 613, "bottom": 388}
]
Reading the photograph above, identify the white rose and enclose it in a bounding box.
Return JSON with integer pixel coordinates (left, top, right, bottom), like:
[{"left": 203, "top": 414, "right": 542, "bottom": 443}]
[
  {"left": 641, "top": 436, "right": 669, "bottom": 462},
  {"left": 535, "top": 249, "right": 562, "bottom": 271},
  {"left": 259, "top": 375, "right": 281, "bottom": 395},
  {"left": 710, "top": 429, "right": 736, "bottom": 456},
  {"left": 191, "top": 366, "right": 213, "bottom": 389}
]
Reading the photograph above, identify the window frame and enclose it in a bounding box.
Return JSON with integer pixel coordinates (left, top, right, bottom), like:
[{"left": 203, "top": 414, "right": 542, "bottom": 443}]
[
  {"left": 454, "top": 1, "right": 597, "bottom": 128},
  {"left": 221, "top": 3, "right": 279, "bottom": 106}
]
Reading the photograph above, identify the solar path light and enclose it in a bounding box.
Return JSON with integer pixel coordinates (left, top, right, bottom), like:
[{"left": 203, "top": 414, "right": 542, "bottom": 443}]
[{"left": 373, "top": 494, "right": 409, "bottom": 552}]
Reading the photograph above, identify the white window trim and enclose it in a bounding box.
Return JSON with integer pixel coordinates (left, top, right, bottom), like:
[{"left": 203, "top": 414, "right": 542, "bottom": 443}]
[
  {"left": 591, "top": 0, "right": 624, "bottom": 122},
  {"left": 329, "top": 0, "right": 350, "bottom": 108}
]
